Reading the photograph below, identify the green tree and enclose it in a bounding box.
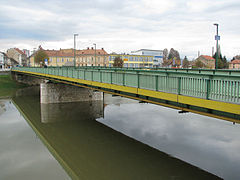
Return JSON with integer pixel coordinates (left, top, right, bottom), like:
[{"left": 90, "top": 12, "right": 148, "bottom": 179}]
[
  {"left": 34, "top": 50, "right": 49, "bottom": 66},
  {"left": 195, "top": 60, "right": 204, "bottom": 68},
  {"left": 113, "top": 56, "right": 124, "bottom": 68},
  {"left": 182, "top": 56, "right": 189, "bottom": 68},
  {"left": 213, "top": 53, "right": 228, "bottom": 69}
]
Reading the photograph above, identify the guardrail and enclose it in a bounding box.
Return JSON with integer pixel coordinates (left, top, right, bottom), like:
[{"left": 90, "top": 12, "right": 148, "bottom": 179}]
[{"left": 12, "top": 67, "right": 240, "bottom": 104}]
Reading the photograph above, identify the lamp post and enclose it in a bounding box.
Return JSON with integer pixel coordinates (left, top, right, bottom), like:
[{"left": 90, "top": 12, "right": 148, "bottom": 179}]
[
  {"left": 74, "top": 34, "right": 78, "bottom": 67},
  {"left": 214, "top": 23, "right": 219, "bottom": 69},
  {"left": 93, "top": 43, "right": 96, "bottom": 66}
]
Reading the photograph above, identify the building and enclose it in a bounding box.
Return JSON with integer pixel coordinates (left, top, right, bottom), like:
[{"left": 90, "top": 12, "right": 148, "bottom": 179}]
[
  {"left": 0, "top": 52, "right": 15, "bottom": 69},
  {"left": 22, "top": 49, "right": 30, "bottom": 57},
  {"left": 131, "top": 49, "right": 164, "bottom": 67},
  {"left": 108, "top": 54, "right": 154, "bottom": 68},
  {"left": 0, "top": 52, "right": 6, "bottom": 69},
  {"left": 30, "top": 47, "right": 109, "bottom": 67},
  {"left": 229, "top": 59, "right": 240, "bottom": 69},
  {"left": 194, "top": 55, "right": 215, "bottom": 69},
  {"left": 6, "top": 48, "right": 28, "bottom": 66}
]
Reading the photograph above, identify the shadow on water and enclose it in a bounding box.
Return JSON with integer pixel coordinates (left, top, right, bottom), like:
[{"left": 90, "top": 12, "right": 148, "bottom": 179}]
[{"left": 12, "top": 87, "right": 222, "bottom": 180}]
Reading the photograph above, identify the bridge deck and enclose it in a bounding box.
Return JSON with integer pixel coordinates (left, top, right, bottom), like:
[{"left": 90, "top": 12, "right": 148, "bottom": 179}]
[{"left": 12, "top": 67, "right": 240, "bottom": 121}]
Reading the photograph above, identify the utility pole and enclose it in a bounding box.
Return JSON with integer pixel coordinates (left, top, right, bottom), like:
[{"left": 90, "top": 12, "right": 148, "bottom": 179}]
[
  {"left": 93, "top": 43, "right": 96, "bottom": 66},
  {"left": 214, "top": 23, "right": 219, "bottom": 69},
  {"left": 74, "top": 34, "right": 78, "bottom": 67}
]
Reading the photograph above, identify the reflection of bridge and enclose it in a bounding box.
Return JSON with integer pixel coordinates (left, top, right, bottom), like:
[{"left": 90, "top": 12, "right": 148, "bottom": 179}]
[
  {"left": 12, "top": 67, "right": 240, "bottom": 122},
  {"left": 12, "top": 94, "right": 221, "bottom": 180}
]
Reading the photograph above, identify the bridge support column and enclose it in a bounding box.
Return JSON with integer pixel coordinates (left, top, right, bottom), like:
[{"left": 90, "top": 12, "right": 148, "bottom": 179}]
[{"left": 40, "top": 83, "right": 103, "bottom": 104}]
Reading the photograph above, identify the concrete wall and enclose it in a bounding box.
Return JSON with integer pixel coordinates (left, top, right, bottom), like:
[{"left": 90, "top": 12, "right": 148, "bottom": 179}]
[
  {"left": 12, "top": 72, "right": 45, "bottom": 85},
  {"left": 40, "top": 83, "right": 103, "bottom": 104}
]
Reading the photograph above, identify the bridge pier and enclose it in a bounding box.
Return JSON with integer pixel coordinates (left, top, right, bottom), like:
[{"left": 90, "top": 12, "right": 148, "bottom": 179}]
[{"left": 40, "top": 83, "right": 103, "bottom": 104}]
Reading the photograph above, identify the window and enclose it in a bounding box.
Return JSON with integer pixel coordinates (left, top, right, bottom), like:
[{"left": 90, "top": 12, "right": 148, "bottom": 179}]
[{"left": 62, "top": 58, "right": 64, "bottom": 62}]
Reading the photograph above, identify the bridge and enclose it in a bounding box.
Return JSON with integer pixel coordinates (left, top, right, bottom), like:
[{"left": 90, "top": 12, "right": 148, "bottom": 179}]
[{"left": 12, "top": 67, "right": 240, "bottom": 122}]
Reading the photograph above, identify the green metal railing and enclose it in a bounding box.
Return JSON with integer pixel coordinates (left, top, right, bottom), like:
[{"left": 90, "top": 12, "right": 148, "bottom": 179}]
[{"left": 12, "top": 67, "right": 240, "bottom": 104}]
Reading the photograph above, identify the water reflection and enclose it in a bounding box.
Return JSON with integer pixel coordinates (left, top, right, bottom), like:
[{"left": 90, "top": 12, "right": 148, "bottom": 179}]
[
  {"left": 0, "top": 99, "right": 71, "bottom": 180},
  {"left": 12, "top": 90, "right": 221, "bottom": 180},
  {"left": 100, "top": 95, "right": 240, "bottom": 180},
  {"left": 41, "top": 101, "right": 103, "bottom": 123},
  {"left": 0, "top": 101, "right": 6, "bottom": 116}
]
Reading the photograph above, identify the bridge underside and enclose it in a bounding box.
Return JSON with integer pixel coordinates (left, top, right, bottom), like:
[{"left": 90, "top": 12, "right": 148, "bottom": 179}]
[{"left": 12, "top": 70, "right": 240, "bottom": 123}]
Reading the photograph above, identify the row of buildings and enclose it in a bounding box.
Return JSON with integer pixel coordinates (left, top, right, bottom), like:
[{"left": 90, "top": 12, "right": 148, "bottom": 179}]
[
  {"left": 1, "top": 46, "right": 240, "bottom": 69},
  {"left": 0, "top": 48, "right": 29, "bottom": 69},
  {"left": 29, "top": 47, "right": 164, "bottom": 68}
]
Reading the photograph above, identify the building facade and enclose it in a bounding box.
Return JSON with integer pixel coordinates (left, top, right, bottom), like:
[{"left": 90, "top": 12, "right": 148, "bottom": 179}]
[
  {"left": 131, "top": 49, "right": 164, "bottom": 67},
  {"left": 109, "top": 54, "right": 154, "bottom": 68},
  {"left": 30, "top": 47, "right": 109, "bottom": 67},
  {"left": 229, "top": 59, "right": 240, "bottom": 69},
  {"left": 0, "top": 52, "right": 5, "bottom": 69},
  {"left": 6, "top": 48, "right": 28, "bottom": 66},
  {"left": 194, "top": 55, "right": 215, "bottom": 69}
]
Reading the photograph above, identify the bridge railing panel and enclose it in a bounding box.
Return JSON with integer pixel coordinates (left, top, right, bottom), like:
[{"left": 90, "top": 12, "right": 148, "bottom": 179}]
[
  {"left": 112, "top": 72, "right": 124, "bottom": 85},
  {"left": 101, "top": 71, "right": 112, "bottom": 84},
  {"left": 78, "top": 70, "right": 84, "bottom": 79},
  {"left": 85, "top": 71, "right": 93, "bottom": 81},
  {"left": 180, "top": 77, "right": 207, "bottom": 99},
  {"left": 93, "top": 71, "right": 101, "bottom": 82},
  {"left": 209, "top": 80, "right": 240, "bottom": 103},
  {"left": 125, "top": 73, "right": 138, "bottom": 88},
  {"left": 156, "top": 76, "right": 178, "bottom": 94},
  {"left": 139, "top": 74, "right": 156, "bottom": 91}
]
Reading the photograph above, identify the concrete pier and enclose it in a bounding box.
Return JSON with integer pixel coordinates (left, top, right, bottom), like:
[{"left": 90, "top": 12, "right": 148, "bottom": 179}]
[{"left": 40, "top": 83, "right": 103, "bottom": 104}]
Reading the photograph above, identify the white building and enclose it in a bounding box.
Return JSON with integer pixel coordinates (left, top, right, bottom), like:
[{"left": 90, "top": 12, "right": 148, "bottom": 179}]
[
  {"left": 131, "top": 49, "right": 164, "bottom": 67},
  {"left": 0, "top": 52, "right": 4, "bottom": 69}
]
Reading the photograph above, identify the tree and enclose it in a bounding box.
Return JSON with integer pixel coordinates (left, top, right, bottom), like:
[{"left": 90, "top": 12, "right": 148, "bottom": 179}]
[
  {"left": 113, "top": 56, "right": 124, "bottom": 68},
  {"left": 195, "top": 60, "right": 204, "bottom": 68},
  {"left": 213, "top": 52, "right": 228, "bottom": 69},
  {"left": 182, "top": 56, "right": 189, "bottom": 68},
  {"left": 34, "top": 50, "right": 49, "bottom": 66}
]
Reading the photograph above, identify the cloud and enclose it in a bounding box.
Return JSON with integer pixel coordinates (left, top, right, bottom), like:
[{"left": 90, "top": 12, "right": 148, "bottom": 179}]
[{"left": 0, "top": 0, "right": 239, "bottom": 59}]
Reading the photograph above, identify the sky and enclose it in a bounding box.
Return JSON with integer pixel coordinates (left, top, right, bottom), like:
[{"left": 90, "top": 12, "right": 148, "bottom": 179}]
[{"left": 0, "top": 0, "right": 239, "bottom": 60}]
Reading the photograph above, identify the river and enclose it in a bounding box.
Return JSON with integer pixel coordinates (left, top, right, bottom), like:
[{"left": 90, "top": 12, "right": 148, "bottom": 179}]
[{"left": 0, "top": 86, "right": 240, "bottom": 180}]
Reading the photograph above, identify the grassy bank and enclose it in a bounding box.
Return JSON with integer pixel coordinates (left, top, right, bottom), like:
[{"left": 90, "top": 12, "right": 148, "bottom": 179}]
[{"left": 0, "top": 75, "right": 27, "bottom": 98}]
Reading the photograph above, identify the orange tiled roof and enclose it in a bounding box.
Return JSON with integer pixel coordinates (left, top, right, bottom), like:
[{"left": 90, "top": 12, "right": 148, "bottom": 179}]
[
  {"left": 230, "top": 59, "right": 240, "bottom": 64},
  {"left": 14, "top": 48, "right": 25, "bottom": 55},
  {"left": 201, "top": 55, "right": 215, "bottom": 60},
  {"left": 44, "top": 48, "right": 108, "bottom": 57}
]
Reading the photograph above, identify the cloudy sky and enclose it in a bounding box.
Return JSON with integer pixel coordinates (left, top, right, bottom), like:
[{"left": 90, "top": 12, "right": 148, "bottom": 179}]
[{"left": 0, "top": 0, "right": 239, "bottom": 59}]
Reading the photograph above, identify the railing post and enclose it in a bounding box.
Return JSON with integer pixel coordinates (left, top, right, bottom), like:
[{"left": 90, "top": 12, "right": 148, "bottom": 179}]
[
  {"left": 100, "top": 70, "right": 102, "bottom": 83},
  {"left": 178, "top": 77, "right": 181, "bottom": 95},
  {"left": 84, "top": 69, "right": 86, "bottom": 80},
  {"left": 123, "top": 73, "right": 125, "bottom": 86},
  {"left": 206, "top": 79, "right": 211, "bottom": 100},
  {"left": 155, "top": 75, "right": 158, "bottom": 91},
  {"left": 137, "top": 72, "right": 140, "bottom": 88},
  {"left": 110, "top": 72, "right": 112, "bottom": 84}
]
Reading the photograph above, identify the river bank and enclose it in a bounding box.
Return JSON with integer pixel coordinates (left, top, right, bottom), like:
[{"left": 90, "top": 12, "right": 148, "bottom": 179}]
[{"left": 0, "top": 74, "right": 27, "bottom": 98}]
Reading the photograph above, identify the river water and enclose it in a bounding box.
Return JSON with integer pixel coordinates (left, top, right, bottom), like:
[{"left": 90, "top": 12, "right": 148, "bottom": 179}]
[{"left": 0, "top": 86, "right": 240, "bottom": 180}]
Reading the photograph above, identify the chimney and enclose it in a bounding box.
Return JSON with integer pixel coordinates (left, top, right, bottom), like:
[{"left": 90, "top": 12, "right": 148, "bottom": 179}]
[
  {"left": 91, "top": 47, "right": 94, "bottom": 50},
  {"left": 102, "top": 48, "right": 104, "bottom": 50},
  {"left": 87, "top": 47, "right": 89, "bottom": 50}
]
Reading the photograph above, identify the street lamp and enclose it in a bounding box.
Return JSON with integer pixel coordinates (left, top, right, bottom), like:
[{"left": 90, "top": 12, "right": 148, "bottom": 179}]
[
  {"left": 93, "top": 43, "right": 96, "bottom": 66},
  {"left": 214, "top": 23, "right": 219, "bottom": 69},
  {"left": 74, "top": 34, "right": 78, "bottom": 67}
]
